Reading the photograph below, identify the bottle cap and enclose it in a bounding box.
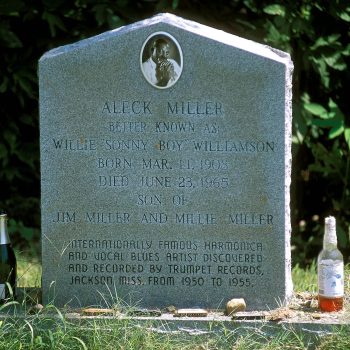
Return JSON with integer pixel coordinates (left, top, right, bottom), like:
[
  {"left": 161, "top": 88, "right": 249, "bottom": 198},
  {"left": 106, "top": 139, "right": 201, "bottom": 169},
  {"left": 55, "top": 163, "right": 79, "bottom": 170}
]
[{"left": 324, "top": 216, "right": 337, "bottom": 245}]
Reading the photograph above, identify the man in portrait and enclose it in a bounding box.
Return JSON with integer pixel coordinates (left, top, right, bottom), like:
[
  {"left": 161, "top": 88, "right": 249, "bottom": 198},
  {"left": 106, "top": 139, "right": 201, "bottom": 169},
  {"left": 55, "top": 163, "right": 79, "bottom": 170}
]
[{"left": 142, "top": 37, "right": 181, "bottom": 87}]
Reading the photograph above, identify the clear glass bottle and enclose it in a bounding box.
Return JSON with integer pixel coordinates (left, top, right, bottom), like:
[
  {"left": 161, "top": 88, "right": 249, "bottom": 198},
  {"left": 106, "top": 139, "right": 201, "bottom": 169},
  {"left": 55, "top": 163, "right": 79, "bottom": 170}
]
[
  {"left": 317, "top": 216, "right": 344, "bottom": 312},
  {"left": 0, "top": 212, "right": 17, "bottom": 303}
]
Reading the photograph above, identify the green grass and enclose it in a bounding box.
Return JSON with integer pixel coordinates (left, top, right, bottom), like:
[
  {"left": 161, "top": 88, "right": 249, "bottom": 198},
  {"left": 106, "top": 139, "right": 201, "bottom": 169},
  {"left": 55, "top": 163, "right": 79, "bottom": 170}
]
[
  {"left": 293, "top": 262, "right": 350, "bottom": 313},
  {"left": 0, "top": 306, "right": 319, "bottom": 350},
  {"left": 0, "top": 260, "right": 349, "bottom": 349},
  {"left": 16, "top": 249, "right": 42, "bottom": 288},
  {"left": 292, "top": 261, "right": 318, "bottom": 293},
  {"left": 1, "top": 310, "right": 349, "bottom": 350}
]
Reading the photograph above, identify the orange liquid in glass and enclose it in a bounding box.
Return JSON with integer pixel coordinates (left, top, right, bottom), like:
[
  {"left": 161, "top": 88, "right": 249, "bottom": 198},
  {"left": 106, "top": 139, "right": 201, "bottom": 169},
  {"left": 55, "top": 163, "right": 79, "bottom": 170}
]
[{"left": 318, "top": 295, "right": 343, "bottom": 312}]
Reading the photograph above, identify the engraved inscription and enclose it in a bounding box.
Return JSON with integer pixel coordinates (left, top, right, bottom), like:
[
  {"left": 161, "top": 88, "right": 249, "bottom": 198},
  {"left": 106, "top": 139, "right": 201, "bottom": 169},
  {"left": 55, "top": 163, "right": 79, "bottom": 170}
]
[
  {"left": 167, "top": 101, "right": 223, "bottom": 115},
  {"left": 47, "top": 96, "right": 278, "bottom": 301},
  {"left": 102, "top": 101, "right": 152, "bottom": 114},
  {"left": 65, "top": 239, "right": 265, "bottom": 289}
]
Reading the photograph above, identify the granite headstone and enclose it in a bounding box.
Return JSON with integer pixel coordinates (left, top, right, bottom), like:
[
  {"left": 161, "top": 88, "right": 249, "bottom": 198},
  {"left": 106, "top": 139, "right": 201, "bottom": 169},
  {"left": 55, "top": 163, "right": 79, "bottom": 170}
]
[{"left": 39, "top": 13, "right": 293, "bottom": 310}]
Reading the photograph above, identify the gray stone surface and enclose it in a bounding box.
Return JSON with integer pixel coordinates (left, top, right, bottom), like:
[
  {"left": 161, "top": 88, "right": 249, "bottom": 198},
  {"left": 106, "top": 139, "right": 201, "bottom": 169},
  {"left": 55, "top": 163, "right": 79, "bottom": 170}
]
[{"left": 39, "top": 13, "right": 293, "bottom": 310}]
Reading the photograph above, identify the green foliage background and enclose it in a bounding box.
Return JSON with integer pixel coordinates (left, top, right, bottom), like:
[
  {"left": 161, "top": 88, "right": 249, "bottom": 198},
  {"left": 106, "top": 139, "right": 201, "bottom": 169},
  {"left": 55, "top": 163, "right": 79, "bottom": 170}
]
[{"left": 0, "top": 0, "right": 349, "bottom": 265}]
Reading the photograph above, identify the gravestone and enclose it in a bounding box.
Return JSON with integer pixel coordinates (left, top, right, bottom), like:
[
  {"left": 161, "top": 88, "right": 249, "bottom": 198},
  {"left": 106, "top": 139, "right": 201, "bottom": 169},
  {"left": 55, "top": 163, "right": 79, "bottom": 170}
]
[{"left": 39, "top": 13, "right": 293, "bottom": 310}]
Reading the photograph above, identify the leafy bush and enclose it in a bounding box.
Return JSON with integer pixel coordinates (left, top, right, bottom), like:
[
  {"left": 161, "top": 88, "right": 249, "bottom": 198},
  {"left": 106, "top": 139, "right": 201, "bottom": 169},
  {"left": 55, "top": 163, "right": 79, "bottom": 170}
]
[{"left": 0, "top": 0, "right": 349, "bottom": 264}]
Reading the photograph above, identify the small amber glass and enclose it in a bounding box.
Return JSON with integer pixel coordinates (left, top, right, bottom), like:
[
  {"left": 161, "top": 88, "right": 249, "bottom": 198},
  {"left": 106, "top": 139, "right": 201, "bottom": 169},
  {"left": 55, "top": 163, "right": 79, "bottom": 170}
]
[{"left": 318, "top": 295, "right": 343, "bottom": 312}]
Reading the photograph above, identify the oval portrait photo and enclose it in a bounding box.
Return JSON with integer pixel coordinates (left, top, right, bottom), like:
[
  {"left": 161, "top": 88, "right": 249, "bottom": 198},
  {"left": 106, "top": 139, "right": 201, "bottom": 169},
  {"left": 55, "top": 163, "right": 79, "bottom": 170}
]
[{"left": 140, "top": 32, "right": 183, "bottom": 89}]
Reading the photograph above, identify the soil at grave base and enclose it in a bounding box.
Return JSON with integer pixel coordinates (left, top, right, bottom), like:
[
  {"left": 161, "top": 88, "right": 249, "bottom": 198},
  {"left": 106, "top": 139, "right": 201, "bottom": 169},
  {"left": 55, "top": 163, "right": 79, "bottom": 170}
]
[
  {"left": 263, "top": 292, "right": 350, "bottom": 323},
  {"left": 28, "top": 289, "right": 349, "bottom": 322},
  {"left": 64, "top": 292, "right": 349, "bottom": 323}
]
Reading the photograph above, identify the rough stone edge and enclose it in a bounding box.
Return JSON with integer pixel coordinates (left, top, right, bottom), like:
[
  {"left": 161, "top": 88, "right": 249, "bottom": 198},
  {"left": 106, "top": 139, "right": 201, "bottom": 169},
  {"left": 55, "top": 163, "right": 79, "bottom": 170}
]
[{"left": 284, "top": 50, "right": 294, "bottom": 305}]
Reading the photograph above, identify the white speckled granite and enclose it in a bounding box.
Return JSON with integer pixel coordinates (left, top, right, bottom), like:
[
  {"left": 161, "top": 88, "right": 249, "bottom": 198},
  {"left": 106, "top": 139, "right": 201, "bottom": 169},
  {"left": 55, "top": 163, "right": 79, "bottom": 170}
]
[{"left": 39, "top": 13, "right": 293, "bottom": 310}]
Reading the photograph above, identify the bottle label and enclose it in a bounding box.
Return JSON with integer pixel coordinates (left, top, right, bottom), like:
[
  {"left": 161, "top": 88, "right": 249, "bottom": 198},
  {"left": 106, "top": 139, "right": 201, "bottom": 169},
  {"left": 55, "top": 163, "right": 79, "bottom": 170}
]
[
  {"left": 318, "top": 262, "right": 344, "bottom": 297},
  {"left": 0, "top": 284, "right": 4, "bottom": 299}
]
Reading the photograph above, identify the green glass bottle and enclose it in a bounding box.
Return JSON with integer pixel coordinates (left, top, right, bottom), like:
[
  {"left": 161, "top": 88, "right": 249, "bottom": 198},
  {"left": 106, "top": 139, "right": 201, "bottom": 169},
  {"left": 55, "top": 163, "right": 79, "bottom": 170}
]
[{"left": 0, "top": 212, "right": 17, "bottom": 302}]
